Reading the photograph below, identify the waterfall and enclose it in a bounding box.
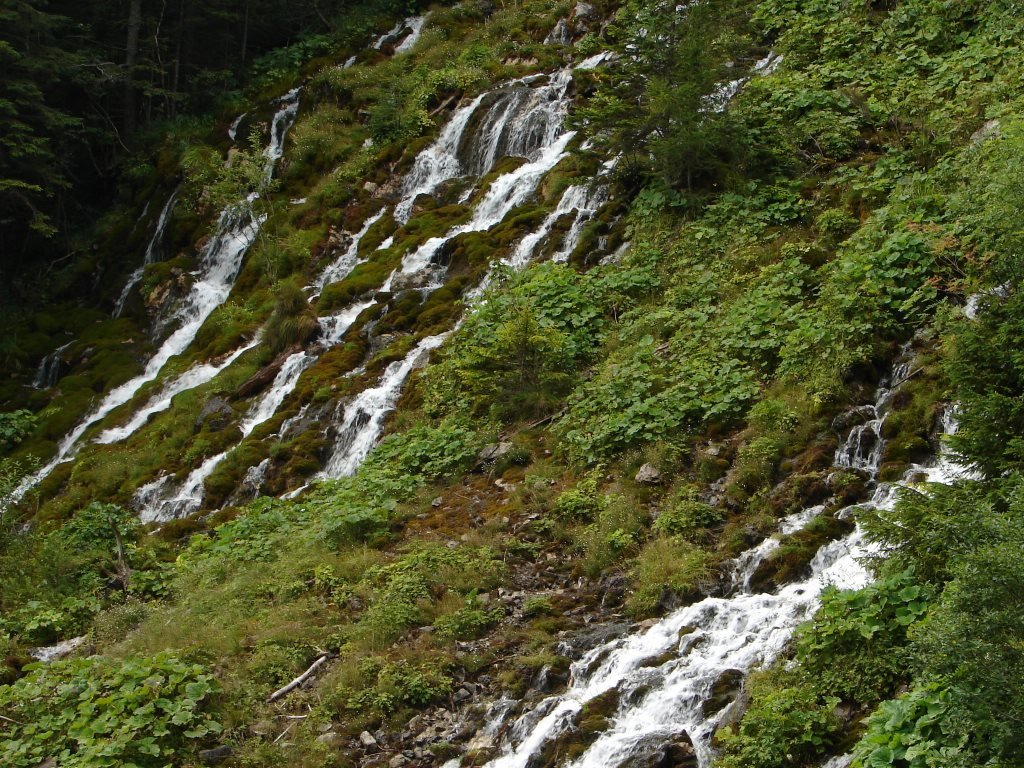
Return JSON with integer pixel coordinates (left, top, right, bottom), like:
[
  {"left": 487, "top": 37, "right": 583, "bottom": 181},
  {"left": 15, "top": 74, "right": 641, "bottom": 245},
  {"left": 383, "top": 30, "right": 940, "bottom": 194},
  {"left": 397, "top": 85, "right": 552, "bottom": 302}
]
[
  {"left": 372, "top": 16, "right": 425, "bottom": 51},
  {"left": 12, "top": 91, "right": 300, "bottom": 504},
  {"left": 113, "top": 186, "right": 181, "bottom": 318},
  {"left": 95, "top": 337, "right": 260, "bottom": 445},
  {"left": 312, "top": 209, "right": 386, "bottom": 295},
  {"left": 318, "top": 333, "right": 448, "bottom": 479},
  {"left": 397, "top": 129, "right": 576, "bottom": 282},
  {"left": 449, "top": 363, "right": 973, "bottom": 768},
  {"left": 512, "top": 182, "right": 610, "bottom": 268},
  {"left": 32, "top": 341, "right": 74, "bottom": 390},
  {"left": 134, "top": 300, "right": 372, "bottom": 521},
  {"left": 228, "top": 112, "right": 247, "bottom": 142},
  {"left": 264, "top": 89, "right": 300, "bottom": 181},
  {"left": 395, "top": 71, "right": 575, "bottom": 223}
]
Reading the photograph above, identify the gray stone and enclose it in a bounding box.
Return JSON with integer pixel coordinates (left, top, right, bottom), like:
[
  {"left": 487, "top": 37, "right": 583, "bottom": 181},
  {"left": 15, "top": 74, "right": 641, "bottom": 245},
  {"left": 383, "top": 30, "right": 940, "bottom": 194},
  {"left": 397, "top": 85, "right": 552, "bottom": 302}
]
[
  {"left": 317, "top": 732, "right": 345, "bottom": 749},
  {"left": 971, "top": 118, "right": 1001, "bottom": 144},
  {"left": 453, "top": 687, "right": 473, "bottom": 703},
  {"left": 572, "top": 2, "right": 598, "bottom": 23},
  {"left": 359, "top": 730, "right": 378, "bottom": 747},
  {"left": 479, "top": 441, "right": 514, "bottom": 462},
  {"left": 544, "top": 18, "right": 574, "bottom": 45},
  {"left": 199, "top": 745, "right": 233, "bottom": 765},
  {"left": 363, "top": 181, "right": 380, "bottom": 195},
  {"left": 634, "top": 463, "right": 662, "bottom": 484},
  {"left": 195, "top": 396, "right": 233, "bottom": 432},
  {"left": 389, "top": 755, "right": 409, "bottom": 768}
]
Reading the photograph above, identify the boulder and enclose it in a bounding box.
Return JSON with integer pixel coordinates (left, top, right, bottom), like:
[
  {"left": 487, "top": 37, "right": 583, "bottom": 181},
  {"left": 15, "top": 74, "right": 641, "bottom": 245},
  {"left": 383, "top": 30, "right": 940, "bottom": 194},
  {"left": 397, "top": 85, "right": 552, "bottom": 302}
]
[
  {"left": 572, "top": 2, "right": 599, "bottom": 23},
  {"left": 634, "top": 463, "right": 662, "bottom": 484},
  {"left": 544, "top": 18, "right": 574, "bottom": 45},
  {"left": 359, "top": 730, "right": 379, "bottom": 747},
  {"left": 702, "top": 668, "right": 745, "bottom": 717},
  {"left": 195, "top": 396, "right": 233, "bottom": 432},
  {"left": 198, "top": 745, "right": 233, "bottom": 765},
  {"left": 478, "top": 442, "right": 514, "bottom": 463}
]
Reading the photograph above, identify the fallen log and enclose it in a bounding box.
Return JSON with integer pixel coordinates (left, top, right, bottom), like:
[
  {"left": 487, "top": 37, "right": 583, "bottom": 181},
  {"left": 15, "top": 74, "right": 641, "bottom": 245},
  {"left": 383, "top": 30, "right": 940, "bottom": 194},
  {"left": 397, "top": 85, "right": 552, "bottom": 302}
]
[{"left": 267, "top": 654, "right": 329, "bottom": 702}]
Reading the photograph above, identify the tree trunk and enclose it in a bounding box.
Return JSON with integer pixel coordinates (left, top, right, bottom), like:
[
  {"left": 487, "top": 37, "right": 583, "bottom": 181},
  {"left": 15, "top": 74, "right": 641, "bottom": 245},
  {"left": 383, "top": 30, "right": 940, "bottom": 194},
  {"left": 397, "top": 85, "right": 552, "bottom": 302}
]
[
  {"left": 124, "top": 0, "right": 143, "bottom": 135},
  {"left": 240, "top": 1, "right": 249, "bottom": 65}
]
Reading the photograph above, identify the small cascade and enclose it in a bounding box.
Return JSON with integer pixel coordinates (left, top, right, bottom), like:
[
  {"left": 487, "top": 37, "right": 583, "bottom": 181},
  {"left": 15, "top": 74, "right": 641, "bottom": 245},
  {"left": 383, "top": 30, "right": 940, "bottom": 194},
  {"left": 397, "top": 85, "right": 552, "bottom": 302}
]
[
  {"left": 705, "top": 52, "right": 783, "bottom": 112},
  {"left": 135, "top": 301, "right": 371, "bottom": 521},
  {"left": 395, "top": 71, "right": 574, "bottom": 223},
  {"left": 96, "top": 337, "right": 260, "bottom": 445},
  {"left": 113, "top": 186, "right": 181, "bottom": 318},
  {"left": 13, "top": 90, "right": 300, "bottom": 504},
  {"left": 32, "top": 341, "right": 73, "bottom": 390},
  {"left": 372, "top": 16, "right": 424, "bottom": 51},
  {"left": 228, "top": 112, "right": 247, "bottom": 142},
  {"left": 393, "top": 16, "right": 426, "bottom": 53},
  {"left": 263, "top": 89, "right": 300, "bottom": 180},
  {"left": 319, "top": 333, "right": 448, "bottom": 479},
  {"left": 551, "top": 184, "right": 611, "bottom": 264},
  {"left": 312, "top": 209, "right": 385, "bottom": 295},
  {"left": 449, "top": 360, "right": 971, "bottom": 768},
  {"left": 397, "top": 129, "right": 575, "bottom": 281},
  {"left": 833, "top": 357, "right": 911, "bottom": 475}
]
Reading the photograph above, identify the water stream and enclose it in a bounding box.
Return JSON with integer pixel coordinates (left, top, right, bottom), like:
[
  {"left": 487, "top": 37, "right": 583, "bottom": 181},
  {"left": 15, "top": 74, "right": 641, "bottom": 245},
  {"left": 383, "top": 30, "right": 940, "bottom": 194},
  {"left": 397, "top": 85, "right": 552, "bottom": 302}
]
[
  {"left": 447, "top": 359, "right": 972, "bottom": 768},
  {"left": 12, "top": 91, "right": 300, "bottom": 503},
  {"left": 113, "top": 186, "right": 181, "bottom": 318}
]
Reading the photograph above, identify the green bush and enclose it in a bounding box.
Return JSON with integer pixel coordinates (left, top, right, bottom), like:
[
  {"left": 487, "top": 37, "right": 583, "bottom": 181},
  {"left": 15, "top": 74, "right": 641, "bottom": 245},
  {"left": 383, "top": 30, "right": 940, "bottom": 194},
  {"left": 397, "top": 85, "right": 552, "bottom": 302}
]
[{"left": 0, "top": 653, "right": 221, "bottom": 768}]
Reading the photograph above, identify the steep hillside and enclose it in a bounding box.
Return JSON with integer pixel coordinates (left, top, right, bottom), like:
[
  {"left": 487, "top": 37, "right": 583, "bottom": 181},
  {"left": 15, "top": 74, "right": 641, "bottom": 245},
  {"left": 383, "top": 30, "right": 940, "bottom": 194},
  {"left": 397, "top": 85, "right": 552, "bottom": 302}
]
[{"left": 3, "top": 1, "right": 1024, "bottom": 767}]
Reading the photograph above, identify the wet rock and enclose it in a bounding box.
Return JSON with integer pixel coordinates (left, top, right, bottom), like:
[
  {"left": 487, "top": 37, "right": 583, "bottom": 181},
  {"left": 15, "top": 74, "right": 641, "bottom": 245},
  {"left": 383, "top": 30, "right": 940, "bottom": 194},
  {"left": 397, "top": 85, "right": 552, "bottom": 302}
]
[
  {"left": 598, "top": 572, "right": 627, "bottom": 607},
  {"left": 198, "top": 745, "right": 233, "bottom": 765},
  {"left": 359, "top": 730, "right": 379, "bottom": 748},
  {"left": 478, "top": 442, "right": 514, "bottom": 462},
  {"left": 831, "top": 404, "right": 875, "bottom": 432},
  {"left": 619, "top": 731, "right": 697, "bottom": 768},
  {"left": 195, "top": 396, "right": 233, "bottom": 432},
  {"left": 702, "top": 668, "right": 745, "bottom": 717},
  {"left": 317, "top": 732, "right": 346, "bottom": 749},
  {"left": 635, "top": 463, "right": 662, "bottom": 485},
  {"left": 532, "top": 664, "right": 569, "bottom": 693},
  {"left": 572, "top": 2, "right": 598, "bottom": 23},
  {"left": 557, "top": 622, "right": 630, "bottom": 659},
  {"left": 544, "top": 18, "right": 574, "bottom": 45},
  {"left": 237, "top": 350, "right": 292, "bottom": 398}
]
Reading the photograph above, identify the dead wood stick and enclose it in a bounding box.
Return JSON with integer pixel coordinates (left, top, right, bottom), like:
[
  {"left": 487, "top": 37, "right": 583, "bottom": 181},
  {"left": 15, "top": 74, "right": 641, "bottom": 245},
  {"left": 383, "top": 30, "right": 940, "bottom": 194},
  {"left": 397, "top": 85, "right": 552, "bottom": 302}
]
[{"left": 267, "top": 654, "right": 329, "bottom": 702}]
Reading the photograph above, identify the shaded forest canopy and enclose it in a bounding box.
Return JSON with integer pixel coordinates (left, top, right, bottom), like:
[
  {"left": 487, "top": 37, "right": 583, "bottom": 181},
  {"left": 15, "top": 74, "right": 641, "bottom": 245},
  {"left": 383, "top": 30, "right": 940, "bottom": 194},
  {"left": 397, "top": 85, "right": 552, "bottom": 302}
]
[{"left": 0, "top": 0, "right": 418, "bottom": 293}]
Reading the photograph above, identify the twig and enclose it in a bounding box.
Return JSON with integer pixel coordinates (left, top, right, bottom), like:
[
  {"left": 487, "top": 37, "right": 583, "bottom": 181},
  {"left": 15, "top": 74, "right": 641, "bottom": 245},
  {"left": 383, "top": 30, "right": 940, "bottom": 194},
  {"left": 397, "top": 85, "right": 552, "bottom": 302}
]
[
  {"left": 0, "top": 713, "right": 25, "bottom": 725},
  {"left": 267, "top": 654, "right": 329, "bottom": 702},
  {"left": 272, "top": 722, "right": 293, "bottom": 745}
]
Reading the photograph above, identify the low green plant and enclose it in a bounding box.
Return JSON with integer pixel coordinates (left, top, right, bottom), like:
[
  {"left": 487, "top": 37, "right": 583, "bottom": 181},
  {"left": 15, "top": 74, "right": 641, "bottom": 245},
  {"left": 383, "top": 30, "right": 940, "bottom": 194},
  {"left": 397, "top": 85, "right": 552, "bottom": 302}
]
[{"left": 0, "top": 653, "right": 221, "bottom": 768}]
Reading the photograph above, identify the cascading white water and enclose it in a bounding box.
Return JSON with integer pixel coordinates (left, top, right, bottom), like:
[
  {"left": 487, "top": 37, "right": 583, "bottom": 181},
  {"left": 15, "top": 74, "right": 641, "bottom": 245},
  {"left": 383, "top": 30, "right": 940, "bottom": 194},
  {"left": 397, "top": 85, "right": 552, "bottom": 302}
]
[
  {"left": 95, "top": 337, "right": 261, "bottom": 445},
  {"left": 229, "top": 112, "right": 247, "bottom": 142},
  {"left": 135, "top": 300, "right": 372, "bottom": 521},
  {"left": 11, "top": 92, "right": 300, "bottom": 505},
  {"left": 395, "top": 71, "right": 574, "bottom": 223},
  {"left": 705, "top": 52, "right": 784, "bottom": 112},
  {"left": 372, "top": 16, "right": 424, "bottom": 51},
  {"left": 318, "top": 333, "right": 448, "bottom": 479},
  {"left": 398, "top": 129, "right": 576, "bottom": 281},
  {"left": 113, "top": 186, "right": 181, "bottom": 318},
  {"left": 264, "top": 89, "right": 300, "bottom": 181},
  {"left": 312, "top": 210, "right": 386, "bottom": 294},
  {"left": 32, "top": 341, "right": 73, "bottom": 390},
  {"left": 393, "top": 16, "right": 426, "bottom": 53},
  {"left": 451, "top": 362, "right": 972, "bottom": 768}
]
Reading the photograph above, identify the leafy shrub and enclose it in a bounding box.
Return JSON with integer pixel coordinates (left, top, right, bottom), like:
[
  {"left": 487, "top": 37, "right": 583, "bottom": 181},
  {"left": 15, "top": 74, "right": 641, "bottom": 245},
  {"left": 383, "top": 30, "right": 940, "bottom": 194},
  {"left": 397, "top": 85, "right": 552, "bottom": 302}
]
[
  {"left": 715, "top": 669, "right": 841, "bottom": 768},
  {"left": 0, "top": 653, "right": 220, "bottom": 768},
  {"left": 0, "top": 410, "right": 36, "bottom": 452},
  {"left": 852, "top": 686, "right": 965, "bottom": 768},
  {"left": 434, "top": 601, "right": 503, "bottom": 641},
  {"left": 627, "top": 538, "right": 712, "bottom": 616},
  {"left": 794, "top": 571, "right": 932, "bottom": 704}
]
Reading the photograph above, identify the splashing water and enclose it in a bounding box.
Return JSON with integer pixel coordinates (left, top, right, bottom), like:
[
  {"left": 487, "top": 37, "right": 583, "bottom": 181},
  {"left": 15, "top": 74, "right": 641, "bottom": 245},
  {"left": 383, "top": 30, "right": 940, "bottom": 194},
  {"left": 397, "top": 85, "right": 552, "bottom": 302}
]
[
  {"left": 134, "top": 301, "right": 371, "bottom": 521},
  {"left": 450, "top": 358, "right": 973, "bottom": 768},
  {"left": 12, "top": 91, "right": 300, "bottom": 505},
  {"left": 319, "top": 333, "right": 448, "bottom": 479},
  {"left": 113, "top": 186, "right": 181, "bottom": 318},
  {"left": 96, "top": 337, "right": 260, "bottom": 445}
]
